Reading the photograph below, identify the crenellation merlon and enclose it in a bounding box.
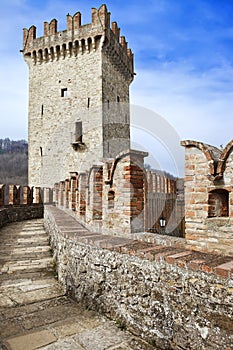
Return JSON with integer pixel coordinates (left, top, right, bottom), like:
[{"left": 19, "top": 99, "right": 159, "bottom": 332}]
[
  {"left": 112, "top": 22, "right": 120, "bottom": 42},
  {"left": 22, "top": 4, "right": 134, "bottom": 75},
  {"left": 44, "top": 19, "right": 58, "bottom": 37}
]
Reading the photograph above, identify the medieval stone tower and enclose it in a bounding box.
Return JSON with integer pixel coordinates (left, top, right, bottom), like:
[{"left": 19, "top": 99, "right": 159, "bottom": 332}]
[{"left": 22, "top": 4, "right": 134, "bottom": 187}]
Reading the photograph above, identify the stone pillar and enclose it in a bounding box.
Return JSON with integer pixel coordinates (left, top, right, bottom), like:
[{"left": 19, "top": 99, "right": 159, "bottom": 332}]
[
  {"left": 53, "top": 183, "right": 59, "bottom": 205},
  {"left": 78, "top": 173, "right": 87, "bottom": 218},
  {"left": 23, "top": 186, "right": 33, "bottom": 205},
  {"left": 69, "top": 172, "right": 78, "bottom": 211},
  {"left": 9, "top": 185, "right": 20, "bottom": 205},
  {"left": 34, "top": 187, "right": 42, "bottom": 204},
  {"left": 64, "top": 179, "right": 70, "bottom": 209},
  {"left": 58, "top": 181, "right": 65, "bottom": 207},
  {"left": 0, "top": 185, "right": 5, "bottom": 206}
]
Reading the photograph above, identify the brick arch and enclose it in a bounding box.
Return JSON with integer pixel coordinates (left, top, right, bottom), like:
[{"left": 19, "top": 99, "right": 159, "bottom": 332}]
[
  {"left": 180, "top": 140, "right": 219, "bottom": 175},
  {"left": 216, "top": 139, "right": 233, "bottom": 174},
  {"left": 87, "top": 165, "right": 103, "bottom": 189},
  {"left": 106, "top": 150, "right": 146, "bottom": 187}
]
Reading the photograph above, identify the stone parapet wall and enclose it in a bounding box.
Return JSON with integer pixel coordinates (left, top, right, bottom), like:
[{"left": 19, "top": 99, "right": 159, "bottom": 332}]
[
  {"left": 0, "top": 184, "right": 51, "bottom": 206},
  {"left": 53, "top": 149, "right": 183, "bottom": 237},
  {"left": 44, "top": 205, "right": 233, "bottom": 350},
  {"left": 0, "top": 204, "right": 44, "bottom": 229}
]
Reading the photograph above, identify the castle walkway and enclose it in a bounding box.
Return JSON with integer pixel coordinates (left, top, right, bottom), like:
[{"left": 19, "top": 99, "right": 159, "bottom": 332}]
[{"left": 0, "top": 219, "right": 145, "bottom": 350}]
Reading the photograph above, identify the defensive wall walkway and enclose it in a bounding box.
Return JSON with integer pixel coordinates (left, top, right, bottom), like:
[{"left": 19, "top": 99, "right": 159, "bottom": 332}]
[
  {"left": 0, "top": 216, "right": 147, "bottom": 350},
  {"left": 0, "top": 204, "right": 232, "bottom": 349}
]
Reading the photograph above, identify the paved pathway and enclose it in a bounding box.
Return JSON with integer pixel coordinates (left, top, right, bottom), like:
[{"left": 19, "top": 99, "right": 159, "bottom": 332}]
[{"left": 0, "top": 219, "right": 150, "bottom": 350}]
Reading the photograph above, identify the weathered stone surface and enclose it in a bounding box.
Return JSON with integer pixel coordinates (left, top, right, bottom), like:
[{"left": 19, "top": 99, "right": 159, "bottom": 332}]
[
  {"left": 5, "top": 330, "right": 57, "bottom": 350},
  {"left": 0, "top": 204, "right": 43, "bottom": 231},
  {"left": 23, "top": 6, "right": 133, "bottom": 188},
  {"left": 0, "top": 219, "right": 147, "bottom": 350},
  {"left": 45, "top": 206, "right": 233, "bottom": 349}
]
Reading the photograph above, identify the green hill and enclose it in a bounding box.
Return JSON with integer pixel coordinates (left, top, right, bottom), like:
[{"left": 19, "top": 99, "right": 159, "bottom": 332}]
[{"left": 0, "top": 139, "right": 28, "bottom": 186}]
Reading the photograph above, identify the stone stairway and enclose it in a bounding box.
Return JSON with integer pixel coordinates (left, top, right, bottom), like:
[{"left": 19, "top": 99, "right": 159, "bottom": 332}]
[{"left": 0, "top": 219, "right": 149, "bottom": 350}]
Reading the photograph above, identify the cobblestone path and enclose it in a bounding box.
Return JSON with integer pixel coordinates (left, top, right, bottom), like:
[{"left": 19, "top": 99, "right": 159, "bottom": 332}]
[{"left": 0, "top": 219, "right": 150, "bottom": 350}]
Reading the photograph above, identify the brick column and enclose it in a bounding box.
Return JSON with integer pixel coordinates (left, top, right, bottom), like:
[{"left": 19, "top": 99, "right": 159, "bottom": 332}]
[
  {"left": 0, "top": 185, "right": 5, "bottom": 206},
  {"left": 34, "top": 187, "right": 43, "bottom": 204},
  {"left": 9, "top": 185, "right": 20, "bottom": 205},
  {"left": 93, "top": 167, "right": 103, "bottom": 220},
  {"left": 23, "top": 186, "right": 33, "bottom": 205},
  {"left": 102, "top": 150, "right": 148, "bottom": 235},
  {"left": 58, "top": 181, "right": 65, "bottom": 207},
  {"left": 53, "top": 183, "right": 59, "bottom": 205},
  {"left": 69, "top": 172, "right": 78, "bottom": 211},
  {"left": 78, "top": 173, "right": 87, "bottom": 217},
  {"left": 65, "top": 179, "right": 70, "bottom": 208}
]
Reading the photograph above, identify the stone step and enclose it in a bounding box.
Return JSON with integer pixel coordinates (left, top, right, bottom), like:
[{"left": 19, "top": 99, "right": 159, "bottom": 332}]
[
  {"left": 0, "top": 284, "right": 65, "bottom": 308},
  {"left": 0, "top": 257, "right": 53, "bottom": 273},
  {"left": 0, "top": 251, "right": 52, "bottom": 261},
  {"left": 0, "top": 218, "right": 146, "bottom": 350}
]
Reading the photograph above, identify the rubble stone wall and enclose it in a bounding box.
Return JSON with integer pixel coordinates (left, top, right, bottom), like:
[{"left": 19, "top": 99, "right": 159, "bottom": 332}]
[{"left": 45, "top": 206, "right": 233, "bottom": 350}]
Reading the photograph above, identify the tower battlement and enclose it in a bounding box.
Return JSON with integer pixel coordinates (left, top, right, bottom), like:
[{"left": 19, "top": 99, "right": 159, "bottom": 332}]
[{"left": 22, "top": 4, "right": 134, "bottom": 77}]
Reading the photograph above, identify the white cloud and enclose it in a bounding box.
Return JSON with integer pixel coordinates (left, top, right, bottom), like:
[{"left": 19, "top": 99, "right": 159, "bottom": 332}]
[{"left": 131, "top": 63, "right": 233, "bottom": 149}]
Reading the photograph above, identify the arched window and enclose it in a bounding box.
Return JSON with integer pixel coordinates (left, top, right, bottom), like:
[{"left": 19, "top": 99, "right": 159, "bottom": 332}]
[{"left": 208, "top": 189, "right": 229, "bottom": 217}]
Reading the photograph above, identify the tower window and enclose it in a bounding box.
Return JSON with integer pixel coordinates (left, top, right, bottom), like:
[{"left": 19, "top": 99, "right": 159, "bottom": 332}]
[
  {"left": 40, "top": 147, "right": 43, "bottom": 157},
  {"left": 41, "top": 105, "right": 44, "bottom": 115},
  {"left": 117, "top": 96, "right": 120, "bottom": 102},
  {"left": 61, "top": 88, "right": 67, "bottom": 97},
  {"left": 75, "top": 121, "right": 82, "bottom": 143},
  {"left": 87, "top": 97, "right": 90, "bottom": 108}
]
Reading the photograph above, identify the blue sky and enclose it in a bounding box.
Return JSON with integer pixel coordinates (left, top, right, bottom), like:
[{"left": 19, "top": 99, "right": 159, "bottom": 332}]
[{"left": 1, "top": 0, "right": 233, "bottom": 174}]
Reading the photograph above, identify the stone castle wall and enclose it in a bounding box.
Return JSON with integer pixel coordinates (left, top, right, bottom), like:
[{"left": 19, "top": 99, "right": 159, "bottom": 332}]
[
  {"left": 45, "top": 205, "right": 233, "bottom": 350},
  {"left": 181, "top": 140, "right": 233, "bottom": 256},
  {"left": 23, "top": 5, "right": 134, "bottom": 188}
]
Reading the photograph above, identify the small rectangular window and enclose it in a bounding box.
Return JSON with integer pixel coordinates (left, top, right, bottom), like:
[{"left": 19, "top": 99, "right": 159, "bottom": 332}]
[
  {"left": 61, "top": 88, "right": 68, "bottom": 97},
  {"left": 87, "top": 97, "right": 90, "bottom": 108},
  {"left": 75, "top": 121, "right": 82, "bottom": 143},
  {"left": 41, "top": 105, "right": 44, "bottom": 115}
]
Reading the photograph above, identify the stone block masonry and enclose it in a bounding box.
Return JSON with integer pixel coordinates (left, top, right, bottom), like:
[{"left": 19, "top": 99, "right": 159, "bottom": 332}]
[
  {"left": 45, "top": 205, "right": 233, "bottom": 350},
  {"left": 22, "top": 5, "right": 134, "bottom": 188}
]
